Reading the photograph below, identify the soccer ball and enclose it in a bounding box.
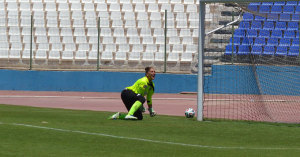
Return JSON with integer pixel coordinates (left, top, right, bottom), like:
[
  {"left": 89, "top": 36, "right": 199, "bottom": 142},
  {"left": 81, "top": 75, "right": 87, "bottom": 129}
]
[{"left": 185, "top": 108, "right": 195, "bottom": 118}]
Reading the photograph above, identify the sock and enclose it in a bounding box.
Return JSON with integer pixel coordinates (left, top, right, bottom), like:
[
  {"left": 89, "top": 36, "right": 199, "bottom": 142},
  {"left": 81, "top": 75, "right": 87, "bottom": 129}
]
[
  {"left": 119, "top": 114, "right": 126, "bottom": 120},
  {"left": 128, "top": 101, "right": 142, "bottom": 116}
]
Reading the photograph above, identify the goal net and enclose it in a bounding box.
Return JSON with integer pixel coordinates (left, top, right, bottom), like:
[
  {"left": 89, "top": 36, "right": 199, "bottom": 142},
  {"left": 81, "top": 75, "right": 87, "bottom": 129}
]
[{"left": 202, "top": 1, "right": 300, "bottom": 123}]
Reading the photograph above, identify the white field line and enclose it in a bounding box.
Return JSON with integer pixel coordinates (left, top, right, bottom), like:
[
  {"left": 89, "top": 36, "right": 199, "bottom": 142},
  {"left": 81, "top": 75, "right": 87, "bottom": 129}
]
[
  {"left": 1, "top": 122, "right": 300, "bottom": 151},
  {"left": 0, "top": 95, "right": 298, "bottom": 102},
  {"left": 0, "top": 95, "right": 197, "bottom": 101}
]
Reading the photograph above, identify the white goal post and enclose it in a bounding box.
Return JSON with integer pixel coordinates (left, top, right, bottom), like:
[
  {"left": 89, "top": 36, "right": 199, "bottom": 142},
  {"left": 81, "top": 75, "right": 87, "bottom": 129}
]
[{"left": 197, "top": 0, "right": 298, "bottom": 121}]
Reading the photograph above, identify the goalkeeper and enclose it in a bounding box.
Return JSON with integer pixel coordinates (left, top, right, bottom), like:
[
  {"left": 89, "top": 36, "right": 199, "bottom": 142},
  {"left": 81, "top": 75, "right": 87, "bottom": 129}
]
[{"left": 109, "top": 67, "right": 156, "bottom": 120}]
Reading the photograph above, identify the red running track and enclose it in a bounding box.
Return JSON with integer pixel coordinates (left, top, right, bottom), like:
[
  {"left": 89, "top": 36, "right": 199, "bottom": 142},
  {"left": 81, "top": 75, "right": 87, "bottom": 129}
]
[
  {"left": 0, "top": 90, "right": 197, "bottom": 117},
  {"left": 1, "top": 91, "right": 299, "bottom": 123}
]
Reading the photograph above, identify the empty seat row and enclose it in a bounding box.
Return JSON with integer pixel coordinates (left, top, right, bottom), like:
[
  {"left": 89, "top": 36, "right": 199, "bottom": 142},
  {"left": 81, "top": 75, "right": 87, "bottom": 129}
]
[
  {"left": 249, "top": 1, "right": 299, "bottom": 6},
  {"left": 0, "top": 18, "right": 198, "bottom": 29},
  {"left": 239, "top": 21, "right": 299, "bottom": 30},
  {"left": 230, "top": 37, "right": 300, "bottom": 46},
  {"left": 225, "top": 45, "right": 299, "bottom": 56},
  {"left": 0, "top": 41, "right": 197, "bottom": 53},
  {"left": 229, "top": 37, "right": 299, "bottom": 46},
  {"left": 1, "top": 35, "right": 196, "bottom": 45},
  {"left": 1, "top": 11, "right": 199, "bottom": 23},
  {"left": 243, "top": 13, "right": 300, "bottom": 22},
  {"left": 3, "top": 2, "right": 198, "bottom": 13},
  {"left": 234, "top": 29, "right": 299, "bottom": 38},
  {"left": 0, "top": 50, "right": 194, "bottom": 64},
  {"left": 248, "top": 5, "right": 300, "bottom": 14},
  {"left": 3, "top": 27, "right": 198, "bottom": 37}
]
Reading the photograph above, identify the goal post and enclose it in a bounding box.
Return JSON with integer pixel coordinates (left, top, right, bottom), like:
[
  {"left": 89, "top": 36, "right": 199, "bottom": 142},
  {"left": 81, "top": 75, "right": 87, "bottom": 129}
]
[
  {"left": 198, "top": 0, "right": 300, "bottom": 123},
  {"left": 197, "top": 1, "right": 205, "bottom": 121}
]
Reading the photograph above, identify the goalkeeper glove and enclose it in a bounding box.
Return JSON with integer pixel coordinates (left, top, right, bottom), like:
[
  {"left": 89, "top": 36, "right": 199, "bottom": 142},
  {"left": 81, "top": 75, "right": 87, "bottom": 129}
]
[
  {"left": 148, "top": 107, "right": 156, "bottom": 117},
  {"left": 140, "top": 106, "right": 146, "bottom": 112}
]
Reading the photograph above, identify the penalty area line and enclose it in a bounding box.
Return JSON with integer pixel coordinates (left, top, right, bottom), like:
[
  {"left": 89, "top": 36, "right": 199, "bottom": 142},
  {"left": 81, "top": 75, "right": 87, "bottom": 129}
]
[{"left": 2, "top": 122, "right": 300, "bottom": 150}]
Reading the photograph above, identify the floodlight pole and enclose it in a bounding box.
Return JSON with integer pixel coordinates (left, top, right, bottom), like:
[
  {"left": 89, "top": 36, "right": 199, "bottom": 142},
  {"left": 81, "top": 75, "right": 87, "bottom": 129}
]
[
  {"left": 197, "top": 1, "right": 205, "bottom": 121},
  {"left": 29, "top": 14, "right": 33, "bottom": 70},
  {"left": 97, "top": 17, "right": 100, "bottom": 71},
  {"left": 164, "top": 10, "right": 167, "bottom": 73}
]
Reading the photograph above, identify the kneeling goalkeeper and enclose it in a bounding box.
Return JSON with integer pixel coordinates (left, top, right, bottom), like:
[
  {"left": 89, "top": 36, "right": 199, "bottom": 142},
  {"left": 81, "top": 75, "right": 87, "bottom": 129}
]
[{"left": 109, "top": 67, "right": 156, "bottom": 120}]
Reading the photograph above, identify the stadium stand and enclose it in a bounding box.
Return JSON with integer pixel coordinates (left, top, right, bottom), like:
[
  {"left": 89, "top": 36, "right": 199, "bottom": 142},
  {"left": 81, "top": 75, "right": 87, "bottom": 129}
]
[
  {"left": 0, "top": 0, "right": 199, "bottom": 72},
  {"left": 226, "top": 1, "right": 300, "bottom": 59}
]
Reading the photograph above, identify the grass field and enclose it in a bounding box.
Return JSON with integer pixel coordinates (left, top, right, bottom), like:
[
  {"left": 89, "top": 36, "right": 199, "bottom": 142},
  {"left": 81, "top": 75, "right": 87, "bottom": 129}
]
[{"left": 1, "top": 104, "right": 300, "bottom": 157}]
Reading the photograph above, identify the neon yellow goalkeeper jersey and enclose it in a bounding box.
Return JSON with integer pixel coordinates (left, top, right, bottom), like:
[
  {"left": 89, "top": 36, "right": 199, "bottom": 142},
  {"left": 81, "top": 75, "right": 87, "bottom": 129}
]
[{"left": 126, "top": 76, "right": 155, "bottom": 104}]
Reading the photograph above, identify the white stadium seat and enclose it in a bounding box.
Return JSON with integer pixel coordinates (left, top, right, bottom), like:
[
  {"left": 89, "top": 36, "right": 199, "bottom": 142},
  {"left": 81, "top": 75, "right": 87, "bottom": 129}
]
[
  {"left": 62, "top": 51, "right": 74, "bottom": 60},
  {"left": 64, "top": 43, "right": 76, "bottom": 51},
  {"left": 78, "top": 43, "right": 90, "bottom": 52},
  {"left": 172, "top": 44, "right": 183, "bottom": 53},
  {"left": 9, "top": 50, "right": 21, "bottom": 59},
  {"left": 48, "top": 50, "right": 61, "bottom": 59},
  {"left": 62, "top": 36, "right": 75, "bottom": 44},
  {"left": 122, "top": 4, "right": 133, "bottom": 12},
  {"left": 35, "top": 50, "right": 47, "bottom": 59},
  {"left": 38, "top": 43, "right": 50, "bottom": 51},
  {"left": 118, "top": 44, "right": 130, "bottom": 52},
  {"left": 115, "top": 37, "right": 127, "bottom": 44}
]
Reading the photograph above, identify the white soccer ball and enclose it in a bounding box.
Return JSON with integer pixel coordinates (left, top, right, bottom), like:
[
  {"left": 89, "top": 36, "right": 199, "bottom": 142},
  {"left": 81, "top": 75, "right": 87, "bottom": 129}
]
[{"left": 185, "top": 108, "right": 195, "bottom": 118}]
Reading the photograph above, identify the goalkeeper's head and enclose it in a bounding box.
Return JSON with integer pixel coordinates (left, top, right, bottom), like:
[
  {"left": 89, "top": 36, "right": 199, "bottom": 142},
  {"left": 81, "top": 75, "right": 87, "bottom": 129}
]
[{"left": 145, "top": 67, "right": 155, "bottom": 81}]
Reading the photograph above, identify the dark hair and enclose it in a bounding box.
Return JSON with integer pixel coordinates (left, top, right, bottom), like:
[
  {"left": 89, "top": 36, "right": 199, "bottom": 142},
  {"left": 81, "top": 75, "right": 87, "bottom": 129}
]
[{"left": 145, "top": 67, "right": 153, "bottom": 75}]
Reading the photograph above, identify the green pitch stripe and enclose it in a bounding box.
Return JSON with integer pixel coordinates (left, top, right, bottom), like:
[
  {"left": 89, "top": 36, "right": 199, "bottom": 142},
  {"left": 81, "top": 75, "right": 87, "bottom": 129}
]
[{"left": 2, "top": 122, "right": 300, "bottom": 151}]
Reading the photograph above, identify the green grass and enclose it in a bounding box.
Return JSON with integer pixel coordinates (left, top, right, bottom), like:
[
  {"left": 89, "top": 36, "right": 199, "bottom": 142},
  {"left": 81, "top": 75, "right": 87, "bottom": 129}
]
[{"left": 1, "top": 104, "right": 300, "bottom": 157}]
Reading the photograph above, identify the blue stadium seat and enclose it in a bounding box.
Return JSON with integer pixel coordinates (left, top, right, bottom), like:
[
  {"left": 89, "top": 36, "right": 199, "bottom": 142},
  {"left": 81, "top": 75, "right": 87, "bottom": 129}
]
[
  {"left": 279, "top": 38, "right": 291, "bottom": 46},
  {"left": 267, "top": 13, "right": 279, "bottom": 21},
  {"left": 259, "top": 29, "right": 270, "bottom": 38},
  {"left": 233, "top": 29, "right": 245, "bottom": 37},
  {"left": 286, "top": 1, "right": 298, "bottom": 6},
  {"left": 246, "top": 29, "right": 258, "bottom": 37},
  {"left": 255, "top": 15, "right": 266, "bottom": 21},
  {"left": 259, "top": 5, "right": 271, "bottom": 13},
  {"left": 271, "top": 5, "right": 282, "bottom": 13},
  {"left": 229, "top": 37, "right": 242, "bottom": 45},
  {"left": 284, "top": 30, "right": 296, "bottom": 38},
  {"left": 251, "top": 21, "right": 262, "bottom": 30},
  {"left": 254, "top": 37, "right": 266, "bottom": 46},
  {"left": 291, "top": 14, "right": 300, "bottom": 21},
  {"left": 238, "top": 21, "right": 251, "bottom": 30},
  {"left": 263, "top": 21, "right": 274, "bottom": 30},
  {"left": 274, "top": 1, "right": 285, "bottom": 6},
  {"left": 248, "top": 5, "right": 258, "bottom": 12},
  {"left": 261, "top": 2, "right": 273, "bottom": 6},
  {"left": 283, "top": 6, "right": 295, "bottom": 14},
  {"left": 267, "top": 37, "right": 279, "bottom": 46},
  {"left": 288, "top": 46, "right": 299, "bottom": 56},
  {"left": 228, "top": 2, "right": 300, "bottom": 57},
  {"left": 263, "top": 46, "right": 275, "bottom": 55},
  {"left": 279, "top": 13, "right": 291, "bottom": 21},
  {"left": 275, "top": 21, "right": 286, "bottom": 30},
  {"left": 271, "top": 30, "right": 283, "bottom": 38},
  {"left": 251, "top": 45, "right": 263, "bottom": 55},
  {"left": 275, "top": 46, "right": 288, "bottom": 56},
  {"left": 249, "top": 2, "right": 261, "bottom": 5},
  {"left": 292, "top": 38, "right": 299, "bottom": 46},
  {"left": 237, "top": 45, "right": 250, "bottom": 55},
  {"left": 243, "top": 13, "right": 254, "bottom": 21},
  {"left": 295, "top": 6, "right": 300, "bottom": 14},
  {"left": 241, "top": 37, "right": 254, "bottom": 45},
  {"left": 225, "top": 45, "right": 237, "bottom": 55},
  {"left": 287, "top": 22, "right": 298, "bottom": 31}
]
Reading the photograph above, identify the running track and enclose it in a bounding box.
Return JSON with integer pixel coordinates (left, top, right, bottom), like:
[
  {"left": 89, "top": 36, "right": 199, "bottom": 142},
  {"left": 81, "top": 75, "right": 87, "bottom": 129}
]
[
  {"left": 2, "top": 90, "right": 299, "bottom": 123},
  {"left": 0, "top": 90, "right": 197, "bottom": 117}
]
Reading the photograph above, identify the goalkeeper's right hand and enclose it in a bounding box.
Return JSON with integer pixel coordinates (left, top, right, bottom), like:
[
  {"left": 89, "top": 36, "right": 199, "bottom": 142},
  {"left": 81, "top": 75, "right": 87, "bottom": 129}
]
[{"left": 148, "top": 107, "right": 156, "bottom": 117}]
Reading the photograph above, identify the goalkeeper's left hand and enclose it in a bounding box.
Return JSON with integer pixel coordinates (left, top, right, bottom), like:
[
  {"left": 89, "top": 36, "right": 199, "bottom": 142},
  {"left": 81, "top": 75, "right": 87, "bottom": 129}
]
[{"left": 148, "top": 107, "right": 156, "bottom": 117}]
